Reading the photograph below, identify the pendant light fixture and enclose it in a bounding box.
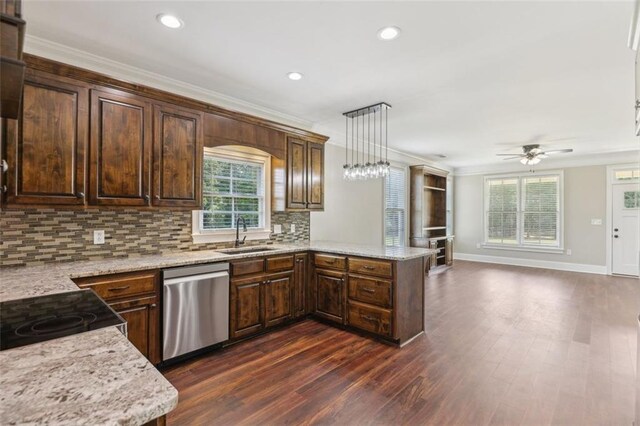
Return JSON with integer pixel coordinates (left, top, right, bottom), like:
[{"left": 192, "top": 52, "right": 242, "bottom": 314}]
[{"left": 342, "top": 102, "right": 391, "bottom": 180}]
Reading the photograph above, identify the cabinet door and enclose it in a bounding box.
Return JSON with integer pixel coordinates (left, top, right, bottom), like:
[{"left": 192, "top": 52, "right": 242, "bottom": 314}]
[
  {"left": 314, "top": 269, "right": 345, "bottom": 324},
  {"left": 89, "top": 89, "right": 152, "bottom": 206},
  {"left": 111, "top": 295, "right": 160, "bottom": 365},
  {"left": 264, "top": 272, "right": 293, "bottom": 327},
  {"left": 293, "top": 253, "right": 308, "bottom": 318},
  {"left": 306, "top": 141, "right": 324, "bottom": 210},
  {"left": 230, "top": 277, "right": 264, "bottom": 339},
  {"left": 152, "top": 104, "right": 202, "bottom": 208},
  {"left": 286, "top": 137, "right": 307, "bottom": 209},
  {"left": 6, "top": 73, "right": 88, "bottom": 205}
]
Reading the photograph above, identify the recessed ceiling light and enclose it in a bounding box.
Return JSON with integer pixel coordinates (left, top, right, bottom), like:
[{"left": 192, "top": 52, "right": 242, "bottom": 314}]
[
  {"left": 377, "top": 26, "right": 401, "bottom": 41},
  {"left": 287, "top": 72, "right": 303, "bottom": 81},
  {"left": 157, "top": 14, "right": 184, "bottom": 29}
]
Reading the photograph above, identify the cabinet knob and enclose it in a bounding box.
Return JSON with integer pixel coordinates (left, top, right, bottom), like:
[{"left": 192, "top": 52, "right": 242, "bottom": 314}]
[
  {"left": 2, "top": 185, "right": 6, "bottom": 194},
  {"left": 76, "top": 192, "right": 85, "bottom": 198},
  {"left": 1, "top": 159, "right": 7, "bottom": 173},
  {"left": 151, "top": 303, "right": 157, "bottom": 308},
  {"left": 144, "top": 194, "right": 150, "bottom": 202},
  {"left": 155, "top": 195, "right": 160, "bottom": 200}
]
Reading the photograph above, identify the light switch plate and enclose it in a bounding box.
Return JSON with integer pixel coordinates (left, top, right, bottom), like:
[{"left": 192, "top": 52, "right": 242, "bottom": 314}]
[
  {"left": 291, "top": 224, "right": 296, "bottom": 233},
  {"left": 566, "top": 248, "right": 572, "bottom": 255},
  {"left": 93, "top": 230, "right": 105, "bottom": 245},
  {"left": 591, "top": 218, "right": 602, "bottom": 225},
  {"left": 273, "top": 224, "right": 282, "bottom": 234}
]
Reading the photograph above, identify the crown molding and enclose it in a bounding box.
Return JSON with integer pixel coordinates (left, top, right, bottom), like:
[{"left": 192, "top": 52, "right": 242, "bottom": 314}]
[
  {"left": 23, "top": 35, "right": 313, "bottom": 130},
  {"left": 452, "top": 149, "right": 640, "bottom": 176}
]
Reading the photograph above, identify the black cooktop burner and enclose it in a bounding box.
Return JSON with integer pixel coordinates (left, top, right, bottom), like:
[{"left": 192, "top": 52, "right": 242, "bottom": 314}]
[{"left": 1, "top": 290, "right": 125, "bottom": 351}]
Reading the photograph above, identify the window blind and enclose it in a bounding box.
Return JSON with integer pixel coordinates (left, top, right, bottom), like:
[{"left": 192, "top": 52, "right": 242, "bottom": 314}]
[
  {"left": 385, "top": 167, "right": 406, "bottom": 247},
  {"left": 202, "top": 155, "right": 265, "bottom": 230},
  {"left": 484, "top": 173, "right": 562, "bottom": 248}
]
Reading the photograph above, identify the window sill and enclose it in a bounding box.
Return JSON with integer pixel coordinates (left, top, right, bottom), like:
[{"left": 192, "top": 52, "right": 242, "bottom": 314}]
[
  {"left": 480, "top": 244, "right": 565, "bottom": 255},
  {"left": 192, "top": 229, "right": 272, "bottom": 244}
]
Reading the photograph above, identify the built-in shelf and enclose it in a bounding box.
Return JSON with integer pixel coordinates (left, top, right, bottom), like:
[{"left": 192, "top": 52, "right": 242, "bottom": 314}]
[
  {"left": 423, "top": 226, "right": 446, "bottom": 231},
  {"left": 424, "top": 185, "right": 446, "bottom": 192}
]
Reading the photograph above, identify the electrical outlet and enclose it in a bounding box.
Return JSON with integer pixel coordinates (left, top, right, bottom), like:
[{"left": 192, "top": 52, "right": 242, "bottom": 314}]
[
  {"left": 566, "top": 249, "right": 572, "bottom": 255},
  {"left": 591, "top": 218, "right": 602, "bottom": 225},
  {"left": 93, "top": 230, "right": 105, "bottom": 245},
  {"left": 291, "top": 224, "right": 296, "bottom": 233},
  {"left": 273, "top": 224, "right": 282, "bottom": 234}
]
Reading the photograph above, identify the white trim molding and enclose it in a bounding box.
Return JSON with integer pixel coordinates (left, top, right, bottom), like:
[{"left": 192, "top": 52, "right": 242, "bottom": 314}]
[
  {"left": 24, "top": 35, "right": 312, "bottom": 130},
  {"left": 454, "top": 253, "right": 607, "bottom": 275}
]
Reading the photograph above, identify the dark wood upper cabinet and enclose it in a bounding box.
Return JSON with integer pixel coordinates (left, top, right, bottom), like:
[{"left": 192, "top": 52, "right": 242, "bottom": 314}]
[
  {"left": 152, "top": 104, "right": 203, "bottom": 208},
  {"left": 203, "top": 113, "right": 285, "bottom": 159},
  {"left": 89, "top": 89, "right": 152, "bottom": 206},
  {"left": 286, "top": 137, "right": 307, "bottom": 209},
  {"left": 285, "top": 137, "right": 324, "bottom": 211},
  {"left": 5, "top": 72, "right": 88, "bottom": 205},
  {"left": 306, "top": 141, "right": 324, "bottom": 210},
  {"left": 0, "top": 0, "right": 26, "bottom": 119}
]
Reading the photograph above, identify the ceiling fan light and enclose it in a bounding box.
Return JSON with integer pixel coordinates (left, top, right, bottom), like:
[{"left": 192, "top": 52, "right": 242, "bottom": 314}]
[
  {"left": 530, "top": 157, "right": 541, "bottom": 165},
  {"left": 520, "top": 158, "right": 528, "bottom": 165}
]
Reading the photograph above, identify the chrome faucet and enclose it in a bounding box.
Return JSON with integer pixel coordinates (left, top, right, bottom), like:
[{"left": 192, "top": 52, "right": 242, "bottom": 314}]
[{"left": 235, "top": 216, "right": 247, "bottom": 248}]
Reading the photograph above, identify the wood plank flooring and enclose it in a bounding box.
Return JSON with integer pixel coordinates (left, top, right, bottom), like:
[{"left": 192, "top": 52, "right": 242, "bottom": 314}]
[{"left": 162, "top": 261, "right": 639, "bottom": 425}]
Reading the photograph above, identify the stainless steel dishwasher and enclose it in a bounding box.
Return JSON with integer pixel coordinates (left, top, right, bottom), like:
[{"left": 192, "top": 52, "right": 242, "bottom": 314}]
[{"left": 162, "top": 263, "right": 229, "bottom": 362}]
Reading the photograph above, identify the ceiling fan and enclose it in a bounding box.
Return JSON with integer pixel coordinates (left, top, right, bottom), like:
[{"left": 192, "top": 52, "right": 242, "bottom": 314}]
[{"left": 496, "top": 144, "right": 573, "bottom": 165}]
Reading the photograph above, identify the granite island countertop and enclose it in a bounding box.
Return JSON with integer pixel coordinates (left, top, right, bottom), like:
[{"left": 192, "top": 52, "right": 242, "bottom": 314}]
[{"left": 0, "top": 241, "right": 434, "bottom": 425}]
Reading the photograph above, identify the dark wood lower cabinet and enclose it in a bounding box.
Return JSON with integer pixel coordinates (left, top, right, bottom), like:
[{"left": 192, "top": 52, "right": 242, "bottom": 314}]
[
  {"left": 264, "top": 272, "right": 292, "bottom": 328},
  {"left": 230, "top": 276, "right": 264, "bottom": 339},
  {"left": 313, "top": 269, "right": 346, "bottom": 324},
  {"left": 292, "top": 253, "right": 308, "bottom": 318},
  {"left": 109, "top": 295, "right": 159, "bottom": 364}
]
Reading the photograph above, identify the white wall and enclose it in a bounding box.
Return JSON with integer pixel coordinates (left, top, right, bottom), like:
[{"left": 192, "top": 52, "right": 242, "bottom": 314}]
[
  {"left": 454, "top": 165, "right": 608, "bottom": 270},
  {"left": 310, "top": 142, "right": 447, "bottom": 245}
]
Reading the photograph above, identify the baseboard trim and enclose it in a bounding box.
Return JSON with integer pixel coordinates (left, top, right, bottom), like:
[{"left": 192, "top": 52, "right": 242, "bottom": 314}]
[{"left": 453, "top": 253, "right": 607, "bottom": 275}]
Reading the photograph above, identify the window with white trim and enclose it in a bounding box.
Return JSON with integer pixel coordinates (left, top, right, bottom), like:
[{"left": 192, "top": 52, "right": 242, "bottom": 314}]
[
  {"left": 192, "top": 147, "right": 271, "bottom": 243},
  {"left": 384, "top": 167, "right": 407, "bottom": 247},
  {"left": 484, "top": 173, "right": 562, "bottom": 249}
]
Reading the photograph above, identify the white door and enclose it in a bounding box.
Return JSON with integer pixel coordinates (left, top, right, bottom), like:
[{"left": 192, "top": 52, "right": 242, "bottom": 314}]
[{"left": 612, "top": 183, "right": 640, "bottom": 276}]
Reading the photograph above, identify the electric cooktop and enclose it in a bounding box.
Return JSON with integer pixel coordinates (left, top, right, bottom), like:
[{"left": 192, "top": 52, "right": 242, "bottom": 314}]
[{"left": 0, "top": 289, "right": 126, "bottom": 351}]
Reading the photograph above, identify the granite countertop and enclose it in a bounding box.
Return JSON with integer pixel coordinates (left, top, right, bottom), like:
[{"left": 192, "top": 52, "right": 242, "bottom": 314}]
[
  {"left": 0, "top": 327, "right": 178, "bottom": 426},
  {"left": 0, "top": 241, "right": 433, "bottom": 425},
  {"left": 1, "top": 241, "right": 435, "bottom": 303}
]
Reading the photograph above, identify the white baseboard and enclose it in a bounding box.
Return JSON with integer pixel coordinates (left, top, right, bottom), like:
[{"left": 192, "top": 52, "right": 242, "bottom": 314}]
[{"left": 454, "top": 253, "right": 607, "bottom": 275}]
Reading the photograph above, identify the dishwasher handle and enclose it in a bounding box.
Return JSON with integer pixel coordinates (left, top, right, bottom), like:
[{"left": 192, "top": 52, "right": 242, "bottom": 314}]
[{"left": 163, "top": 271, "right": 229, "bottom": 286}]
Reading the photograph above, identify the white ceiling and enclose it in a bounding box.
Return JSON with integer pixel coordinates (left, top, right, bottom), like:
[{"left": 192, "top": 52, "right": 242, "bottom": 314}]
[{"left": 24, "top": 1, "right": 639, "bottom": 169}]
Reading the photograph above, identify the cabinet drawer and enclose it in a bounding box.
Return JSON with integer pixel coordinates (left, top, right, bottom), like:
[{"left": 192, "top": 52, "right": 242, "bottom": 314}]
[
  {"left": 347, "top": 301, "right": 392, "bottom": 337},
  {"left": 266, "top": 255, "right": 294, "bottom": 272},
  {"left": 74, "top": 271, "right": 157, "bottom": 301},
  {"left": 314, "top": 253, "right": 347, "bottom": 270},
  {"left": 348, "top": 275, "right": 392, "bottom": 308},
  {"left": 348, "top": 258, "right": 393, "bottom": 278},
  {"left": 231, "top": 258, "right": 265, "bottom": 277}
]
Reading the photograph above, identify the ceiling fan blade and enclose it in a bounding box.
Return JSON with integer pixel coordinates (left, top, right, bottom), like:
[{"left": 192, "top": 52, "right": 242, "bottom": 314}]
[
  {"left": 542, "top": 149, "right": 573, "bottom": 155},
  {"left": 496, "top": 153, "right": 525, "bottom": 156},
  {"left": 501, "top": 156, "right": 524, "bottom": 160}
]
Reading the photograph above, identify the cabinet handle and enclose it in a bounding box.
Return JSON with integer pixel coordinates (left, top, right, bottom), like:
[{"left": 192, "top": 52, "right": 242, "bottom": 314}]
[
  {"left": 1, "top": 159, "right": 7, "bottom": 172},
  {"left": 361, "top": 315, "right": 377, "bottom": 322},
  {"left": 76, "top": 192, "right": 85, "bottom": 198},
  {"left": 361, "top": 288, "right": 376, "bottom": 293},
  {"left": 144, "top": 194, "right": 150, "bottom": 202},
  {"left": 151, "top": 303, "right": 157, "bottom": 308},
  {"left": 108, "top": 286, "right": 130, "bottom": 292},
  {"left": 362, "top": 265, "right": 375, "bottom": 270},
  {"left": 155, "top": 195, "right": 160, "bottom": 200},
  {"left": 265, "top": 280, "right": 271, "bottom": 284},
  {"left": 2, "top": 185, "right": 6, "bottom": 194}
]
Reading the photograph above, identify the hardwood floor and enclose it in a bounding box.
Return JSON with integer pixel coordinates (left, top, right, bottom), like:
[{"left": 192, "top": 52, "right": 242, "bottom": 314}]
[{"left": 162, "top": 261, "right": 639, "bottom": 425}]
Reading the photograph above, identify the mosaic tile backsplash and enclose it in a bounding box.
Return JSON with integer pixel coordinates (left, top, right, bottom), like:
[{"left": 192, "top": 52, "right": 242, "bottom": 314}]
[{"left": 0, "top": 209, "right": 310, "bottom": 267}]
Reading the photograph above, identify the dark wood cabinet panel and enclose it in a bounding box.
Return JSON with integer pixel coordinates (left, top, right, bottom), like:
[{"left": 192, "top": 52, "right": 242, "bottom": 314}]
[
  {"left": 204, "top": 113, "right": 285, "bottom": 159},
  {"left": 347, "top": 300, "right": 392, "bottom": 337},
  {"left": 230, "top": 278, "right": 264, "bottom": 339},
  {"left": 348, "top": 274, "right": 393, "bottom": 308},
  {"left": 89, "top": 89, "right": 152, "bottom": 206},
  {"left": 153, "top": 104, "right": 202, "bottom": 208},
  {"left": 5, "top": 73, "right": 88, "bottom": 205},
  {"left": 293, "top": 253, "right": 307, "bottom": 318},
  {"left": 74, "top": 270, "right": 160, "bottom": 365},
  {"left": 264, "top": 272, "right": 292, "bottom": 327},
  {"left": 314, "top": 269, "right": 345, "bottom": 324},
  {"left": 306, "top": 141, "right": 324, "bottom": 210},
  {"left": 286, "top": 137, "right": 307, "bottom": 209}
]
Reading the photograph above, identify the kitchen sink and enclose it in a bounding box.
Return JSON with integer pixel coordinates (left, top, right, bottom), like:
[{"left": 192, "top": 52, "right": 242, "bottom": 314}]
[{"left": 217, "top": 246, "right": 277, "bottom": 255}]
